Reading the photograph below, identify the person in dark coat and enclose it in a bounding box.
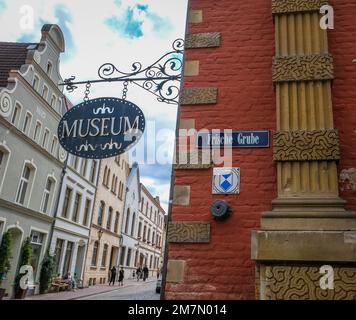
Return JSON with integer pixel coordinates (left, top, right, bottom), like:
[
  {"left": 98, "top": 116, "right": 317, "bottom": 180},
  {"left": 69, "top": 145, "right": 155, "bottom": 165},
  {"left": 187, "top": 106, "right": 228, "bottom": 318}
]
[
  {"left": 118, "top": 267, "right": 124, "bottom": 286},
  {"left": 136, "top": 266, "right": 142, "bottom": 281},
  {"left": 143, "top": 265, "right": 149, "bottom": 281},
  {"left": 109, "top": 266, "right": 116, "bottom": 286}
]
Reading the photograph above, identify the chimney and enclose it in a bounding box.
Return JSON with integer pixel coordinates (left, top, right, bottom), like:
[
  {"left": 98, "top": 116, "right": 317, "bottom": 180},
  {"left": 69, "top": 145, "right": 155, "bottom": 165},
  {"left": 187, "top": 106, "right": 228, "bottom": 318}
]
[{"left": 155, "top": 196, "right": 160, "bottom": 204}]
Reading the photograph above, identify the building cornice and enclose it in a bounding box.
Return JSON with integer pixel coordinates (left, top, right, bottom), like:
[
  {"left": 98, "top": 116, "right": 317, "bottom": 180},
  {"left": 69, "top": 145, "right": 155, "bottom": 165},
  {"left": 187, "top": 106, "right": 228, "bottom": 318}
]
[{"left": 0, "top": 197, "right": 54, "bottom": 223}]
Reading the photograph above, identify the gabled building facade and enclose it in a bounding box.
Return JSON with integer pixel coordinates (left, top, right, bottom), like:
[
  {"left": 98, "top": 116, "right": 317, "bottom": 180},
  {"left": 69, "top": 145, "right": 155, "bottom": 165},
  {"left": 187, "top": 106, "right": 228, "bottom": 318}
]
[
  {"left": 0, "top": 24, "right": 67, "bottom": 297},
  {"left": 84, "top": 153, "right": 129, "bottom": 287}
]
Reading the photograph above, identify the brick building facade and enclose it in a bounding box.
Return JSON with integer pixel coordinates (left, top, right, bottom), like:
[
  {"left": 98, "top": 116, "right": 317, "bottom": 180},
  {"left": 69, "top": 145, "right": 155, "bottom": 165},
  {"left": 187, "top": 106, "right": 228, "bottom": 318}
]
[{"left": 164, "top": 0, "right": 356, "bottom": 300}]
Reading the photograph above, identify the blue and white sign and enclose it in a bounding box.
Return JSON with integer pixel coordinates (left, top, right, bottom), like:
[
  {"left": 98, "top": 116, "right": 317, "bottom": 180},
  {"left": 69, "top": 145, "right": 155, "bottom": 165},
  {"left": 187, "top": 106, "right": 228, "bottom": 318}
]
[
  {"left": 58, "top": 97, "right": 145, "bottom": 159},
  {"left": 198, "top": 131, "right": 270, "bottom": 149},
  {"left": 212, "top": 168, "right": 241, "bottom": 195}
]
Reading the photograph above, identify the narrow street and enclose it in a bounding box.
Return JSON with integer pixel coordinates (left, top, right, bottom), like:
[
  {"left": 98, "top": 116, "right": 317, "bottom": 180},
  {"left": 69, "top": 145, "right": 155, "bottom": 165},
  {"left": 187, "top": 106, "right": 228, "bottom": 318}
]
[{"left": 77, "top": 280, "right": 159, "bottom": 300}]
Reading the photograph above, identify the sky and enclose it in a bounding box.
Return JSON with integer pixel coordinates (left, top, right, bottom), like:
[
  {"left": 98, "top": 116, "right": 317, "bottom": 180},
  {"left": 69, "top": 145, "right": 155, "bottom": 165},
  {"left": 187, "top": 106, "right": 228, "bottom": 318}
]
[{"left": 0, "top": 0, "right": 189, "bottom": 212}]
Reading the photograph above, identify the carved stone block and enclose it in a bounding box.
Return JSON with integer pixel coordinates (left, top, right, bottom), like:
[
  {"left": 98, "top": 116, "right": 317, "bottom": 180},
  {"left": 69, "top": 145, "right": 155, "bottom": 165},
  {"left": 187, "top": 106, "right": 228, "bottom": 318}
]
[
  {"left": 172, "top": 186, "right": 191, "bottom": 206},
  {"left": 168, "top": 222, "right": 211, "bottom": 243},
  {"left": 273, "top": 130, "right": 340, "bottom": 161},
  {"left": 180, "top": 88, "right": 218, "bottom": 105},
  {"left": 185, "top": 32, "right": 221, "bottom": 49},
  {"left": 272, "top": 54, "right": 334, "bottom": 82},
  {"left": 261, "top": 265, "right": 356, "bottom": 300},
  {"left": 272, "top": 0, "right": 329, "bottom": 15}
]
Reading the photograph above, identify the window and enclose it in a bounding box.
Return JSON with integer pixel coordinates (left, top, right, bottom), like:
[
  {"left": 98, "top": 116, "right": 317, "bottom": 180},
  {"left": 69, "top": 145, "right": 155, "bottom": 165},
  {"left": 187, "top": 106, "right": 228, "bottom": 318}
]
[
  {"left": 147, "top": 229, "right": 151, "bottom": 243},
  {"left": 91, "top": 241, "right": 99, "bottom": 266},
  {"left": 119, "top": 246, "right": 126, "bottom": 266},
  {"left": 41, "top": 178, "right": 53, "bottom": 214},
  {"left": 143, "top": 225, "right": 147, "bottom": 241},
  {"left": 50, "top": 95, "right": 56, "bottom": 108},
  {"left": 30, "top": 231, "right": 45, "bottom": 279},
  {"left": 124, "top": 209, "right": 130, "bottom": 234},
  {"left": 107, "top": 169, "right": 111, "bottom": 187},
  {"left": 106, "top": 207, "right": 113, "bottom": 230},
  {"left": 0, "top": 148, "right": 9, "bottom": 185},
  {"left": 33, "top": 121, "right": 42, "bottom": 142},
  {"left": 62, "top": 187, "right": 72, "bottom": 218},
  {"left": 83, "top": 199, "right": 91, "bottom": 226},
  {"left": 11, "top": 103, "right": 21, "bottom": 126},
  {"left": 114, "top": 212, "right": 120, "bottom": 234},
  {"left": 57, "top": 99, "right": 63, "bottom": 115},
  {"left": 46, "top": 61, "right": 53, "bottom": 75},
  {"left": 102, "top": 166, "right": 108, "bottom": 185},
  {"left": 111, "top": 175, "right": 116, "bottom": 193},
  {"left": 54, "top": 239, "right": 64, "bottom": 274},
  {"left": 149, "top": 255, "right": 153, "bottom": 269},
  {"left": 137, "top": 222, "right": 142, "bottom": 239},
  {"left": 62, "top": 241, "right": 74, "bottom": 276},
  {"left": 152, "top": 232, "right": 155, "bottom": 245},
  {"left": 42, "top": 128, "right": 49, "bottom": 149},
  {"left": 42, "top": 85, "right": 48, "bottom": 100},
  {"left": 32, "top": 75, "right": 39, "bottom": 90},
  {"left": 115, "top": 156, "right": 120, "bottom": 164},
  {"left": 150, "top": 206, "right": 152, "bottom": 219},
  {"left": 80, "top": 159, "right": 87, "bottom": 177},
  {"left": 72, "top": 193, "right": 81, "bottom": 222},
  {"left": 16, "top": 165, "right": 32, "bottom": 205},
  {"left": 50, "top": 136, "right": 58, "bottom": 155},
  {"left": 126, "top": 248, "right": 132, "bottom": 267},
  {"left": 141, "top": 198, "right": 144, "bottom": 211},
  {"left": 145, "top": 202, "right": 148, "bottom": 215},
  {"left": 101, "top": 244, "right": 108, "bottom": 267},
  {"left": 97, "top": 201, "right": 105, "bottom": 226},
  {"left": 22, "top": 112, "right": 32, "bottom": 135},
  {"left": 130, "top": 212, "right": 136, "bottom": 236},
  {"left": 74, "top": 156, "right": 80, "bottom": 171},
  {"left": 90, "top": 161, "right": 97, "bottom": 183}
]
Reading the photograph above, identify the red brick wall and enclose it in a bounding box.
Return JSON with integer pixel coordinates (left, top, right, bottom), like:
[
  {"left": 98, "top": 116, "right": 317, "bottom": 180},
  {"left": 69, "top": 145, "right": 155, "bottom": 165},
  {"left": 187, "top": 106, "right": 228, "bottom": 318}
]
[
  {"left": 329, "top": 0, "right": 356, "bottom": 211},
  {"left": 165, "top": 0, "right": 276, "bottom": 300}
]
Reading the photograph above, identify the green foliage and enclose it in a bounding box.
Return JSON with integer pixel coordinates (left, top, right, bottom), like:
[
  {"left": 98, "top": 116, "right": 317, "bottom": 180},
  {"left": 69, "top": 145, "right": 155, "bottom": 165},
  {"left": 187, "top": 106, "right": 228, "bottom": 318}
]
[
  {"left": 0, "top": 231, "right": 12, "bottom": 286},
  {"left": 39, "top": 253, "right": 56, "bottom": 294},
  {"left": 14, "top": 237, "right": 32, "bottom": 296}
]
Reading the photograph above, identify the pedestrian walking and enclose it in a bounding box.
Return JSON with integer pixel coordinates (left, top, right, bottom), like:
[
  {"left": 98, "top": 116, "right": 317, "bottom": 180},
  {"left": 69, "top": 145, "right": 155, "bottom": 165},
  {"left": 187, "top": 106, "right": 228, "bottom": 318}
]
[
  {"left": 109, "top": 266, "right": 116, "bottom": 286},
  {"left": 136, "top": 266, "right": 142, "bottom": 281},
  {"left": 143, "top": 265, "right": 149, "bottom": 281},
  {"left": 118, "top": 267, "right": 124, "bottom": 286},
  {"left": 156, "top": 268, "right": 160, "bottom": 279}
]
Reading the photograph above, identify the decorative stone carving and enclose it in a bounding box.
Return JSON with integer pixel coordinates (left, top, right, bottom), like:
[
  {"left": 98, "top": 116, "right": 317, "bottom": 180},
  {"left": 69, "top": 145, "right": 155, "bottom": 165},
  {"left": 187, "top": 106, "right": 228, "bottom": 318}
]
[
  {"left": 263, "top": 265, "right": 356, "bottom": 300},
  {"left": 168, "top": 222, "right": 211, "bottom": 243},
  {"left": 180, "top": 88, "right": 218, "bottom": 105},
  {"left": 58, "top": 146, "right": 68, "bottom": 163},
  {"left": 0, "top": 91, "right": 13, "bottom": 118},
  {"left": 272, "top": 0, "right": 329, "bottom": 15},
  {"left": 185, "top": 32, "right": 221, "bottom": 49},
  {"left": 273, "top": 130, "right": 340, "bottom": 161},
  {"left": 272, "top": 54, "right": 334, "bottom": 82}
]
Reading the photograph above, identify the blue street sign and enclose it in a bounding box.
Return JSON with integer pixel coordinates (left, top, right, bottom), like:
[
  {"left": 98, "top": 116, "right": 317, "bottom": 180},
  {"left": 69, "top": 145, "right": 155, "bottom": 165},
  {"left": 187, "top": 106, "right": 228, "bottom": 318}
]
[
  {"left": 197, "top": 131, "right": 270, "bottom": 149},
  {"left": 58, "top": 97, "right": 145, "bottom": 159}
]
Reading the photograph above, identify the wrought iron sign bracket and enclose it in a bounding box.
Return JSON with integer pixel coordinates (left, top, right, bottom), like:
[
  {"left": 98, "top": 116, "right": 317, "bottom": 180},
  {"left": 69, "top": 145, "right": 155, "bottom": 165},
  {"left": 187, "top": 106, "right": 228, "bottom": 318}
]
[{"left": 59, "top": 39, "right": 185, "bottom": 105}]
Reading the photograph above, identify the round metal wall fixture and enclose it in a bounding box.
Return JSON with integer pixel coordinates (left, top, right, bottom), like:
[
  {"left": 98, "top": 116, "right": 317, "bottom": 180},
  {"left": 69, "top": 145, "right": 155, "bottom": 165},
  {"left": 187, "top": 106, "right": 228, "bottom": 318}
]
[{"left": 210, "top": 200, "right": 231, "bottom": 220}]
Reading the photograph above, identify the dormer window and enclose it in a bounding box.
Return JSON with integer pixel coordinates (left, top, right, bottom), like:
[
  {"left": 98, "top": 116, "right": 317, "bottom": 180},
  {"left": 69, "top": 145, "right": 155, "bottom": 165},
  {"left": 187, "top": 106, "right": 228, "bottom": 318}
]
[{"left": 46, "top": 61, "right": 53, "bottom": 76}]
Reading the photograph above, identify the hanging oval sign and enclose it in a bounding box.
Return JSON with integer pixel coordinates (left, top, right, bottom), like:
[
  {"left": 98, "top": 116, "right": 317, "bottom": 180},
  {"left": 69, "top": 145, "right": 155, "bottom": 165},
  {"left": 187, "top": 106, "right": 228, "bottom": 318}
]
[{"left": 58, "top": 97, "right": 145, "bottom": 159}]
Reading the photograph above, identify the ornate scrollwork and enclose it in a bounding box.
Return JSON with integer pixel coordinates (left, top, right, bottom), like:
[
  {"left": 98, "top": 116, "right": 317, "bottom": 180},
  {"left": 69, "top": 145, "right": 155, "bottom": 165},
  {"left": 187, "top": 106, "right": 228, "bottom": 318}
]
[
  {"left": 0, "top": 91, "right": 13, "bottom": 118},
  {"left": 96, "top": 38, "right": 184, "bottom": 104}
]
